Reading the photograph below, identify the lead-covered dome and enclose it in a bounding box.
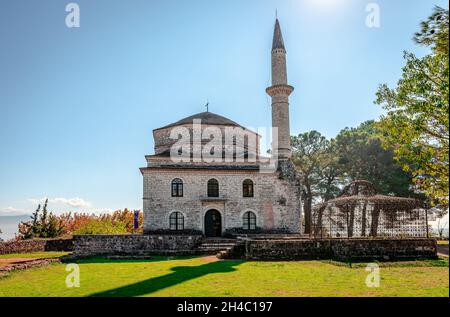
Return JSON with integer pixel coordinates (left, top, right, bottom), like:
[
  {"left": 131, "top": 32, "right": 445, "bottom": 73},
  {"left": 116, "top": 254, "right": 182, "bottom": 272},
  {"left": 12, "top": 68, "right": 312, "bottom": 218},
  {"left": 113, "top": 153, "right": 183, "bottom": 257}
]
[{"left": 155, "top": 112, "right": 244, "bottom": 131}]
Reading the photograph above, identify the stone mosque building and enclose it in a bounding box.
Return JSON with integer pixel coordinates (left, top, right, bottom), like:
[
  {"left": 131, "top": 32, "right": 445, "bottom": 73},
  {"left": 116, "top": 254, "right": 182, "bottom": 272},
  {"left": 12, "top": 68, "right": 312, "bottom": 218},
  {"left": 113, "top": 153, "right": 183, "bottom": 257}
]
[{"left": 140, "top": 19, "right": 302, "bottom": 237}]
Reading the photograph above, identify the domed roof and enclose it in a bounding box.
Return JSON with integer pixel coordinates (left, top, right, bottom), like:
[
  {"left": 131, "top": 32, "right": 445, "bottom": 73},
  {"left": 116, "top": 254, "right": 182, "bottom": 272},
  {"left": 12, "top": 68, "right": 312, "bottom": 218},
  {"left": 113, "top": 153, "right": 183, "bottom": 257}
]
[{"left": 155, "top": 112, "right": 244, "bottom": 130}]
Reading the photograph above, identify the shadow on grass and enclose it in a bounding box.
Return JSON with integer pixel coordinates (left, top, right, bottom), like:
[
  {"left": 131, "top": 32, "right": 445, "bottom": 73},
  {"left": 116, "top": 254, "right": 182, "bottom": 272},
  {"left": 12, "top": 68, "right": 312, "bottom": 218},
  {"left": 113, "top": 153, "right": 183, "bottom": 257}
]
[{"left": 88, "top": 259, "right": 244, "bottom": 297}]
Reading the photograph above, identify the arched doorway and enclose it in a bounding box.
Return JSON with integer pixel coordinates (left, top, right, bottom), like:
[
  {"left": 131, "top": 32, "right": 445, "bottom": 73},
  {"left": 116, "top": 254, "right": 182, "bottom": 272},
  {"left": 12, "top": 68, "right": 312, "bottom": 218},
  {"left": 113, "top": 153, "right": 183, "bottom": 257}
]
[{"left": 204, "top": 209, "right": 222, "bottom": 237}]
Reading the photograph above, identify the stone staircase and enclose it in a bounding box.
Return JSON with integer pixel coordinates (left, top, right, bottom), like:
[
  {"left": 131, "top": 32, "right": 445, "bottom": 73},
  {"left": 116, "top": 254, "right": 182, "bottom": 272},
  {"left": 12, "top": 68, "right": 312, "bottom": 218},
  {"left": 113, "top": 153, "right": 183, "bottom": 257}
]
[{"left": 195, "top": 238, "right": 238, "bottom": 256}]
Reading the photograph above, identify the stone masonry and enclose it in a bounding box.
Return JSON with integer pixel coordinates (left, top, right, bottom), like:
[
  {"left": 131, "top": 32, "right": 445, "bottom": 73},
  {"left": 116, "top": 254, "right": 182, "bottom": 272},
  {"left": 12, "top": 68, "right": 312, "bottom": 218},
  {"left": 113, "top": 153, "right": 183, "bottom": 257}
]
[
  {"left": 266, "top": 18, "right": 294, "bottom": 160},
  {"left": 142, "top": 168, "right": 301, "bottom": 235},
  {"left": 140, "top": 18, "right": 302, "bottom": 236}
]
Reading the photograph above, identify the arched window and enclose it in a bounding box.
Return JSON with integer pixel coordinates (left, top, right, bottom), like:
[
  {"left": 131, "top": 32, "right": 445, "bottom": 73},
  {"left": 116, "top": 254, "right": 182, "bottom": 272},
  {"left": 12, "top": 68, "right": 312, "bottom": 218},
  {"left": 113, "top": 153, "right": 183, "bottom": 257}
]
[
  {"left": 207, "top": 179, "right": 219, "bottom": 197},
  {"left": 243, "top": 211, "right": 256, "bottom": 230},
  {"left": 169, "top": 212, "right": 184, "bottom": 231},
  {"left": 243, "top": 179, "right": 254, "bottom": 197},
  {"left": 171, "top": 178, "right": 183, "bottom": 197}
]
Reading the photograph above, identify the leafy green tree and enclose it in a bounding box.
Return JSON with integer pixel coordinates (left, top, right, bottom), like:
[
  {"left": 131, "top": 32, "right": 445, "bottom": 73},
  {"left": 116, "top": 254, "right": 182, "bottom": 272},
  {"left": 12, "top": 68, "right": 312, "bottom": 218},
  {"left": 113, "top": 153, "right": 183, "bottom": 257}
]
[
  {"left": 414, "top": 6, "right": 449, "bottom": 55},
  {"left": 376, "top": 7, "right": 449, "bottom": 206},
  {"left": 316, "top": 141, "right": 342, "bottom": 202},
  {"left": 19, "top": 199, "right": 64, "bottom": 239},
  {"left": 334, "top": 121, "right": 416, "bottom": 197},
  {"left": 291, "top": 131, "right": 341, "bottom": 233}
]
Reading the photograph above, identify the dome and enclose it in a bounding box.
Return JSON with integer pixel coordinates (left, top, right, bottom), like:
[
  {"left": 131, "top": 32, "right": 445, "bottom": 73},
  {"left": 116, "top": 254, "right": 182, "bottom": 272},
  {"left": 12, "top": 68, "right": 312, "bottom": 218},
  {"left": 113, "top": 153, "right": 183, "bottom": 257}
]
[{"left": 155, "top": 112, "right": 244, "bottom": 131}]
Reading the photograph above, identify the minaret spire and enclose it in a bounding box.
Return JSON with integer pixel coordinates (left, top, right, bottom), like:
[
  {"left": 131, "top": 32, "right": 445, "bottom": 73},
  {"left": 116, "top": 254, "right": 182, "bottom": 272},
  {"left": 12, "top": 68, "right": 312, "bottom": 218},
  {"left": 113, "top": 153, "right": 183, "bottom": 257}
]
[
  {"left": 272, "top": 18, "right": 285, "bottom": 51},
  {"left": 266, "top": 17, "right": 294, "bottom": 160}
]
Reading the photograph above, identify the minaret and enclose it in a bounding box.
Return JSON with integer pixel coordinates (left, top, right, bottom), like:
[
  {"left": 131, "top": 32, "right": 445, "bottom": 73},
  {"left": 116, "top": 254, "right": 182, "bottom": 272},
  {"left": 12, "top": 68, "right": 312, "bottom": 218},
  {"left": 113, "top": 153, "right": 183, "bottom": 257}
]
[{"left": 266, "top": 18, "right": 294, "bottom": 160}]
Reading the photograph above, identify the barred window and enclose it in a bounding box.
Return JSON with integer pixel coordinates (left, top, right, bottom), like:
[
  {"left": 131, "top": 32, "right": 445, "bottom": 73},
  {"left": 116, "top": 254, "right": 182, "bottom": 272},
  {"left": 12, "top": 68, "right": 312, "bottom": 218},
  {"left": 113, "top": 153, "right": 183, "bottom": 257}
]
[
  {"left": 169, "top": 212, "right": 184, "bottom": 231},
  {"left": 171, "top": 178, "right": 183, "bottom": 197},
  {"left": 243, "top": 179, "right": 254, "bottom": 197},
  {"left": 207, "top": 179, "right": 219, "bottom": 197},
  {"left": 243, "top": 211, "right": 257, "bottom": 230}
]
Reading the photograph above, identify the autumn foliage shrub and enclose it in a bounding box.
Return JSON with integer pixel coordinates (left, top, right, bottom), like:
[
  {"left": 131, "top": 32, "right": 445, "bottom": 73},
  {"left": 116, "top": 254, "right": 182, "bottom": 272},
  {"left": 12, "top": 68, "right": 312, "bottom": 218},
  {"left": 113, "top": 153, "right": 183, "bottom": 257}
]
[{"left": 19, "top": 204, "right": 143, "bottom": 239}]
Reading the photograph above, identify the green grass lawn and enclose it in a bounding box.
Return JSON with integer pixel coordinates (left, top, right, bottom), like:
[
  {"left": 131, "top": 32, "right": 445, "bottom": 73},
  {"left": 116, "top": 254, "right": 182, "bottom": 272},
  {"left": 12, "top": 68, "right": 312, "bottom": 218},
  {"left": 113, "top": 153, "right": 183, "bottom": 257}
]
[{"left": 0, "top": 254, "right": 448, "bottom": 297}]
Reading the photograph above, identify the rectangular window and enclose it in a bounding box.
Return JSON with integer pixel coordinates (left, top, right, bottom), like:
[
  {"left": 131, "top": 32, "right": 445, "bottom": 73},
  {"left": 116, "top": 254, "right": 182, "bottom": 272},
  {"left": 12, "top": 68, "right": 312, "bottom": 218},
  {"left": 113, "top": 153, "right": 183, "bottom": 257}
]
[
  {"left": 172, "top": 182, "right": 183, "bottom": 197},
  {"left": 249, "top": 217, "right": 256, "bottom": 230},
  {"left": 207, "top": 180, "right": 219, "bottom": 197},
  {"left": 170, "top": 212, "right": 184, "bottom": 230}
]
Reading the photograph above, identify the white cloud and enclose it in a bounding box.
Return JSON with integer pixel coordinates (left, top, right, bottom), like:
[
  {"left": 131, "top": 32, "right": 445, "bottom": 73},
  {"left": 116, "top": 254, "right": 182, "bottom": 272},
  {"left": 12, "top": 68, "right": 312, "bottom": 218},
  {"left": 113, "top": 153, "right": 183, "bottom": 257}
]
[
  {"left": 27, "top": 198, "right": 45, "bottom": 205},
  {"left": 24, "top": 197, "right": 120, "bottom": 216},
  {"left": 27, "top": 197, "right": 91, "bottom": 209},
  {"left": 52, "top": 197, "right": 91, "bottom": 208},
  {"left": 0, "top": 207, "right": 27, "bottom": 216}
]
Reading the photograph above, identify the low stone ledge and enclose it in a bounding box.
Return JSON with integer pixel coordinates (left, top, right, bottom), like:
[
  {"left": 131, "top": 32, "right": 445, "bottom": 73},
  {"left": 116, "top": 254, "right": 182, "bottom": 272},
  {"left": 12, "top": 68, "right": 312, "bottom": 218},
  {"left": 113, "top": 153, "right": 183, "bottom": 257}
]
[
  {"left": 0, "top": 258, "right": 61, "bottom": 275},
  {"left": 244, "top": 238, "right": 438, "bottom": 261},
  {"left": 72, "top": 234, "right": 203, "bottom": 257},
  {"left": 0, "top": 239, "right": 73, "bottom": 255}
]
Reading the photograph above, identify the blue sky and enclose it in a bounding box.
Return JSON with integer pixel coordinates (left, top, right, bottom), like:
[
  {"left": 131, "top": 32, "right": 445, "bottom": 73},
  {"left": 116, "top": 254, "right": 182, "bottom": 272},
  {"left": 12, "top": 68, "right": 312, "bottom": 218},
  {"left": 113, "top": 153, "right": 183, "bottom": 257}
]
[{"left": 0, "top": 0, "right": 448, "bottom": 216}]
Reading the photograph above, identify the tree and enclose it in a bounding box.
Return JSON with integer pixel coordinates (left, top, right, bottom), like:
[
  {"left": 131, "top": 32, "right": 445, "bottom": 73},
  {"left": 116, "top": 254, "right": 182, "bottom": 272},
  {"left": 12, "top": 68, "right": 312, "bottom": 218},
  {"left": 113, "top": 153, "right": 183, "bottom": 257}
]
[
  {"left": 334, "top": 121, "right": 417, "bottom": 197},
  {"left": 414, "top": 6, "right": 449, "bottom": 55},
  {"left": 316, "top": 141, "right": 342, "bottom": 202},
  {"left": 375, "top": 8, "right": 449, "bottom": 206},
  {"left": 291, "top": 131, "right": 341, "bottom": 233},
  {"left": 19, "top": 199, "right": 64, "bottom": 239}
]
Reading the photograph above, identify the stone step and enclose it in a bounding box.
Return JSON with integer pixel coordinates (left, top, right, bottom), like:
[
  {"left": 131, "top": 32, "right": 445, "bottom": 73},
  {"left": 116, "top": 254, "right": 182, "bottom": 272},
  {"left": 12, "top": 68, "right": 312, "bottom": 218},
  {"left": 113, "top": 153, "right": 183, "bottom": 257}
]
[
  {"left": 199, "top": 243, "right": 236, "bottom": 247},
  {"left": 197, "top": 245, "right": 237, "bottom": 250},
  {"left": 199, "top": 241, "right": 235, "bottom": 245},
  {"left": 195, "top": 238, "right": 239, "bottom": 256},
  {"left": 198, "top": 245, "right": 235, "bottom": 249},
  {"left": 201, "top": 239, "right": 237, "bottom": 244}
]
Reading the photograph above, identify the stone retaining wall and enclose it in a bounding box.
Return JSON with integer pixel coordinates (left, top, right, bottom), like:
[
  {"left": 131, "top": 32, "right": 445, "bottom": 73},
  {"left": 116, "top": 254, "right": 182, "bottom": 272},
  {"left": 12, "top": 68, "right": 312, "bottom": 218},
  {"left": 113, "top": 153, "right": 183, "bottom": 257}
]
[
  {"left": 72, "top": 234, "right": 203, "bottom": 257},
  {"left": 0, "top": 258, "right": 61, "bottom": 274},
  {"left": 0, "top": 239, "right": 73, "bottom": 255},
  {"left": 243, "top": 238, "right": 437, "bottom": 261}
]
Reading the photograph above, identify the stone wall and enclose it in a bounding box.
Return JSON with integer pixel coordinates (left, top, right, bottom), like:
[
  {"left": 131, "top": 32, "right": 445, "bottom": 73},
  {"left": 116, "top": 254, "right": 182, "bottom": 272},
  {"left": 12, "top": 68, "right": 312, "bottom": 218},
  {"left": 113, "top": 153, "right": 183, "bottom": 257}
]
[
  {"left": 142, "top": 168, "right": 301, "bottom": 235},
  {"left": 0, "top": 239, "right": 73, "bottom": 255},
  {"left": 243, "top": 238, "right": 437, "bottom": 261},
  {"left": 72, "top": 234, "right": 203, "bottom": 257}
]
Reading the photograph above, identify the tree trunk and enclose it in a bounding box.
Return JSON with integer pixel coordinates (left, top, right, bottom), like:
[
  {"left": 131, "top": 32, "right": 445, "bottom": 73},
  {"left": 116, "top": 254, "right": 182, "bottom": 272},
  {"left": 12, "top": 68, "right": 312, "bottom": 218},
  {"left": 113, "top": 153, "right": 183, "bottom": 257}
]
[{"left": 303, "top": 195, "right": 312, "bottom": 234}]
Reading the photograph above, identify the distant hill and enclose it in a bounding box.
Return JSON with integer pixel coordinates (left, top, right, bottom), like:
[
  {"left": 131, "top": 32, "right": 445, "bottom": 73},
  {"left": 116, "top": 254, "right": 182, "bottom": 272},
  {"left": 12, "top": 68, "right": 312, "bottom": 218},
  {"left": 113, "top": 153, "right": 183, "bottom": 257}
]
[{"left": 0, "top": 215, "right": 31, "bottom": 241}]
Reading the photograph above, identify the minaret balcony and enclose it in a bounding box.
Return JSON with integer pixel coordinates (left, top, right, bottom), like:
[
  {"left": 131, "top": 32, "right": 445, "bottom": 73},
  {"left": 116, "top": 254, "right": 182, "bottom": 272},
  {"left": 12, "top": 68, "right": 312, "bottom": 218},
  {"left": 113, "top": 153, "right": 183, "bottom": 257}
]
[{"left": 266, "top": 84, "right": 294, "bottom": 97}]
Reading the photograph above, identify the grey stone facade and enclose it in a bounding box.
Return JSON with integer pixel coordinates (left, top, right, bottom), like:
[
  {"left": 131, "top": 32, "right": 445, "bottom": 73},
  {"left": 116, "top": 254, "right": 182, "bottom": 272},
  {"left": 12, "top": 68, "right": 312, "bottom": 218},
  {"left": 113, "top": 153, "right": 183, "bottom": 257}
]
[
  {"left": 142, "top": 167, "right": 301, "bottom": 235},
  {"left": 140, "top": 18, "right": 302, "bottom": 236}
]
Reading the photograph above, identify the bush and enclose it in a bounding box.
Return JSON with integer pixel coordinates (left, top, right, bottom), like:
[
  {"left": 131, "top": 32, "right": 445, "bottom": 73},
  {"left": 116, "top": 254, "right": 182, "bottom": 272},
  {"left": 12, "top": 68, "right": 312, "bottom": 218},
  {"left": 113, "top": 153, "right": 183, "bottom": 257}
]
[
  {"left": 62, "top": 209, "right": 143, "bottom": 235},
  {"left": 73, "top": 219, "right": 128, "bottom": 235},
  {"left": 18, "top": 200, "right": 143, "bottom": 239},
  {"left": 19, "top": 199, "right": 64, "bottom": 239}
]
